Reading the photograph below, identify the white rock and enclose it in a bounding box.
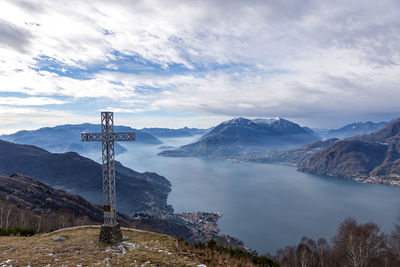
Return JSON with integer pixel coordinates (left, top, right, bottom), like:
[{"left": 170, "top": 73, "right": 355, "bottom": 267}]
[{"left": 52, "top": 236, "right": 66, "bottom": 242}]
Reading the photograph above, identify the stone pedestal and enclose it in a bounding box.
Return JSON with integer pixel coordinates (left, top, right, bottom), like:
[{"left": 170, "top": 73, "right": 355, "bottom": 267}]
[{"left": 99, "top": 223, "right": 123, "bottom": 244}]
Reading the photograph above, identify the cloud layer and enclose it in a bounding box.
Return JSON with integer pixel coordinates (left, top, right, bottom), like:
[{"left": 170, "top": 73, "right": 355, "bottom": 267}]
[{"left": 0, "top": 0, "right": 399, "bottom": 132}]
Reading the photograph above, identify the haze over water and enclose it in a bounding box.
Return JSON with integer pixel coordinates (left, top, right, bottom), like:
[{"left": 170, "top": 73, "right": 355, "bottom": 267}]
[{"left": 116, "top": 136, "right": 400, "bottom": 254}]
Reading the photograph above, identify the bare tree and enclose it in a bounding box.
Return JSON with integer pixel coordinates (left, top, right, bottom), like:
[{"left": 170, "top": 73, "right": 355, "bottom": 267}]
[
  {"left": 276, "top": 246, "right": 298, "bottom": 267},
  {"left": 385, "top": 217, "right": 400, "bottom": 266},
  {"left": 18, "top": 206, "right": 27, "bottom": 228},
  {"left": 0, "top": 198, "right": 98, "bottom": 235},
  {"left": 388, "top": 221, "right": 400, "bottom": 258},
  {"left": 0, "top": 199, "right": 5, "bottom": 228},
  {"left": 57, "top": 209, "right": 74, "bottom": 229},
  {"left": 316, "top": 238, "right": 330, "bottom": 267},
  {"left": 332, "top": 217, "right": 386, "bottom": 267},
  {"left": 3, "top": 201, "right": 13, "bottom": 229},
  {"left": 296, "top": 242, "right": 313, "bottom": 267},
  {"left": 273, "top": 218, "right": 400, "bottom": 267}
]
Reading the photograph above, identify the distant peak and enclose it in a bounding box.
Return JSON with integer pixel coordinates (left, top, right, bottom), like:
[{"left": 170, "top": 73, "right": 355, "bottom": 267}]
[
  {"left": 223, "top": 117, "right": 250, "bottom": 124},
  {"left": 222, "top": 117, "right": 292, "bottom": 127},
  {"left": 252, "top": 117, "right": 282, "bottom": 125},
  {"left": 233, "top": 117, "right": 247, "bottom": 121}
]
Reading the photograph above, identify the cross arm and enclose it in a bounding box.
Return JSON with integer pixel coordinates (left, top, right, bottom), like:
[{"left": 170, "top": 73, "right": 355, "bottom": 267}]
[
  {"left": 81, "top": 132, "right": 135, "bottom": 142},
  {"left": 81, "top": 132, "right": 102, "bottom": 141},
  {"left": 112, "top": 132, "right": 135, "bottom": 141}
]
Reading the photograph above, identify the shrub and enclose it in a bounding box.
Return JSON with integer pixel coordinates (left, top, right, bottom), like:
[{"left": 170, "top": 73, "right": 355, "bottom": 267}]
[
  {"left": 0, "top": 228, "right": 9, "bottom": 236},
  {"left": 0, "top": 227, "right": 36, "bottom": 236}
]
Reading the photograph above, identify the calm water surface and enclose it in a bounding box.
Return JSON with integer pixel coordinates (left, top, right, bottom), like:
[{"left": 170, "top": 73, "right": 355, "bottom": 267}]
[{"left": 113, "top": 136, "right": 400, "bottom": 254}]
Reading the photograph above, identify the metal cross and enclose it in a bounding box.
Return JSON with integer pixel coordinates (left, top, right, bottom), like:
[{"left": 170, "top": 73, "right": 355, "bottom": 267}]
[{"left": 81, "top": 112, "right": 135, "bottom": 225}]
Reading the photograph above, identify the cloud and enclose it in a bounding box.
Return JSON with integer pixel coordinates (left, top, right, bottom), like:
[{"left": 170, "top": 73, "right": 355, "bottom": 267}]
[
  {"left": 101, "top": 107, "right": 148, "bottom": 113},
  {"left": 0, "top": 0, "right": 399, "bottom": 129},
  {"left": 0, "top": 19, "right": 32, "bottom": 53},
  {"left": 0, "top": 107, "right": 94, "bottom": 134},
  {"left": 2, "top": 0, "right": 397, "bottom": 69},
  {"left": 0, "top": 97, "right": 66, "bottom": 106}
]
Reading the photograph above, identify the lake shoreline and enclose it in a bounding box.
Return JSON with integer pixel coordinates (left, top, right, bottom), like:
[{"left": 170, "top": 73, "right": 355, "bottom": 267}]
[{"left": 116, "top": 138, "right": 400, "bottom": 254}]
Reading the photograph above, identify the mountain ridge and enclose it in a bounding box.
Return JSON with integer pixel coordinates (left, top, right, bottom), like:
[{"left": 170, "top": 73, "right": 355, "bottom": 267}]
[
  {"left": 141, "top": 127, "right": 208, "bottom": 138},
  {"left": 0, "top": 123, "right": 162, "bottom": 156},
  {"left": 298, "top": 118, "right": 400, "bottom": 186},
  {"left": 247, "top": 138, "right": 339, "bottom": 165},
  {"left": 317, "top": 121, "right": 389, "bottom": 139},
  {"left": 0, "top": 139, "right": 172, "bottom": 215},
  {"left": 0, "top": 173, "right": 248, "bottom": 248},
  {"left": 0, "top": 173, "right": 106, "bottom": 223},
  {"left": 159, "top": 117, "right": 320, "bottom": 158}
]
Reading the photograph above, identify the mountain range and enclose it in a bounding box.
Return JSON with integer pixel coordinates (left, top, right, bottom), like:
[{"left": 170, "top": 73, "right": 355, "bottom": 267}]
[
  {"left": 248, "top": 138, "right": 339, "bottom": 165},
  {"left": 298, "top": 118, "right": 400, "bottom": 186},
  {"left": 0, "top": 123, "right": 162, "bottom": 156},
  {"left": 159, "top": 117, "right": 320, "bottom": 157},
  {"left": 0, "top": 173, "right": 244, "bottom": 246},
  {"left": 142, "top": 127, "right": 208, "bottom": 138},
  {"left": 240, "top": 118, "right": 400, "bottom": 186},
  {"left": 0, "top": 139, "right": 172, "bottom": 215},
  {"left": 315, "top": 121, "right": 388, "bottom": 139}
]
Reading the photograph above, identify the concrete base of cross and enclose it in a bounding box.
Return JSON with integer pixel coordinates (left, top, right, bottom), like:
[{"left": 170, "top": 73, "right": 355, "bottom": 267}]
[{"left": 99, "top": 223, "right": 123, "bottom": 244}]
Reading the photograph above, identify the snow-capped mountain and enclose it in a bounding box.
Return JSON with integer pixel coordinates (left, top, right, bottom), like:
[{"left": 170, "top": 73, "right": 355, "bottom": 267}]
[{"left": 159, "top": 117, "right": 320, "bottom": 158}]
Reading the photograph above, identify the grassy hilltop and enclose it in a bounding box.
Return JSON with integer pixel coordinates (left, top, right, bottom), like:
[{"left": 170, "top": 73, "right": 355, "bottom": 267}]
[{"left": 0, "top": 226, "right": 276, "bottom": 267}]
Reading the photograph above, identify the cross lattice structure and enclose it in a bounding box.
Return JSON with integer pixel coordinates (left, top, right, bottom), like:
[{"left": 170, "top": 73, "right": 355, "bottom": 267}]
[{"left": 81, "top": 112, "right": 135, "bottom": 226}]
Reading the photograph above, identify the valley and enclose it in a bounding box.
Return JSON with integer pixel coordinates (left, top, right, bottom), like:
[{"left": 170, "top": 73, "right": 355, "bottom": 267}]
[{"left": 2, "top": 117, "right": 400, "bottom": 255}]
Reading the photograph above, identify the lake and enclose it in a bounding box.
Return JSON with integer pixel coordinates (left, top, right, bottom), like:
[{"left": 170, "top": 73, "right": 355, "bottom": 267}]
[{"left": 114, "top": 136, "right": 400, "bottom": 254}]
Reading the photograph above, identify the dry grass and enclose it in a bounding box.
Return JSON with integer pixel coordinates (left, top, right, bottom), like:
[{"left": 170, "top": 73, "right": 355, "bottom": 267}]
[
  {"left": 177, "top": 245, "right": 257, "bottom": 267},
  {"left": 176, "top": 241, "right": 276, "bottom": 267},
  {"left": 0, "top": 226, "right": 202, "bottom": 266}
]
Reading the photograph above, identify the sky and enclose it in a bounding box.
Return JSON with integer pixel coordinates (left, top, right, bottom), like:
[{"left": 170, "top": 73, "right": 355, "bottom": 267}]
[{"left": 0, "top": 0, "right": 399, "bottom": 133}]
